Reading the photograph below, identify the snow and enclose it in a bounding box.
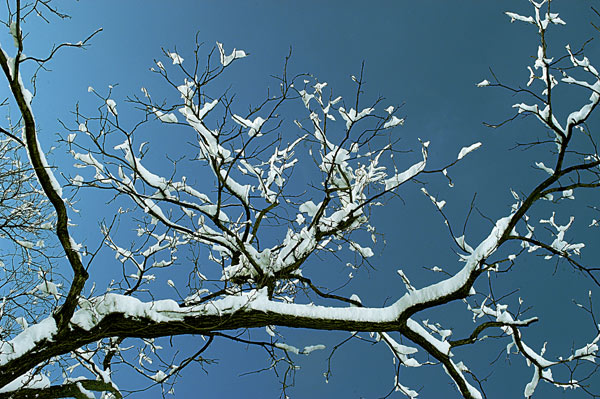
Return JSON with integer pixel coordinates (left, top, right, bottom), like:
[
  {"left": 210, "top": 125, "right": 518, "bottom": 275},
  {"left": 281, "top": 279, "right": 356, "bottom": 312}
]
[
  {"left": 570, "top": 332, "right": 600, "bottom": 362},
  {"left": 198, "top": 99, "right": 218, "bottom": 120},
  {"left": 153, "top": 108, "right": 178, "bottom": 123},
  {"left": 383, "top": 116, "right": 405, "bottom": 129},
  {"left": 113, "top": 141, "right": 168, "bottom": 190},
  {"left": 299, "top": 201, "right": 321, "bottom": 218},
  {"left": 513, "top": 102, "right": 538, "bottom": 114},
  {"left": 9, "top": 21, "right": 20, "bottom": 48},
  {"left": 457, "top": 142, "right": 482, "bottom": 160},
  {"left": 348, "top": 242, "right": 374, "bottom": 258},
  {"left": 179, "top": 104, "right": 233, "bottom": 162},
  {"left": 338, "top": 107, "right": 374, "bottom": 130},
  {"left": 151, "top": 370, "right": 168, "bottom": 383},
  {"left": 540, "top": 213, "right": 584, "bottom": 256},
  {"left": 75, "top": 382, "right": 96, "bottom": 398},
  {"left": 387, "top": 337, "right": 418, "bottom": 356},
  {"left": 18, "top": 74, "right": 33, "bottom": 106},
  {"left": 0, "top": 317, "right": 57, "bottom": 365},
  {"left": 219, "top": 169, "right": 251, "bottom": 203},
  {"left": 299, "top": 90, "right": 314, "bottom": 108},
  {"left": 518, "top": 339, "right": 554, "bottom": 368},
  {"left": 302, "top": 344, "right": 325, "bottom": 354},
  {"left": 70, "top": 294, "right": 182, "bottom": 331},
  {"left": 524, "top": 366, "right": 540, "bottom": 398},
  {"left": 564, "top": 81, "right": 600, "bottom": 127},
  {"left": 455, "top": 235, "right": 474, "bottom": 253},
  {"left": 384, "top": 143, "right": 428, "bottom": 190},
  {"left": 505, "top": 11, "right": 535, "bottom": 24},
  {"left": 23, "top": 131, "right": 64, "bottom": 198},
  {"left": 58, "top": 285, "right": 481, "bottom": 334},
  {"left": 406, "top": 319, "right": 450, "bottom": 355},
  {"left": 275, "top": 342, "right": 300, "bottom": 354},
  {"left": 73, "top": 151, "right": 105, "bottom": 177},
  {"left": 106, "top": 99, "right": 118, "bottom": 116},
  {"left": 168, "top": 52, "right": 184, "bottom": 65},
  {"left": 0, "top": 370, "right": 50, "bottom": 393},
  {"left": 32, "top": 280, "right": 61, "bottom": 300},
  {"left": 396, "top": 383, "right": 419, "bottom": 398},
  {"left": 476, "top": 79, "right": 490, "bottom": 87},
  {"left": 72, "top": 175, "right": 84, "bottom": 186},
  {"left": 232, "top": 114, "right": 266, "bottom": 137},
  {"left": 16, "top": 239, "right": 34, "bottom": 249},
  {"left": 561, "top": 189, "right": 574, "bottom": 200},
  {"left": 535, "top": 161, "right": 554, "bottom": 175},
  {"left": 216, "top": 41, "right": 247, "bottom": 67}
]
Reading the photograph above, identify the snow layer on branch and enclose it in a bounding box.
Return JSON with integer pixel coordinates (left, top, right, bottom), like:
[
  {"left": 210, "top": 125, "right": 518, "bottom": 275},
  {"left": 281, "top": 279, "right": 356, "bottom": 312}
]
[
  {"left": 505, "top": 11, "right": 535, "bottom": 24},
  {"left": 540, "top": 213, "right": 585, "bottom": 257},
  {"left": 275, "top": 342, "right": 300, "bottom": 355},
  {"left": 406, "top": 319, "right": 450, "bottom": 355},
  {"left": 168, "top": 52, "right": 184, "bottom": 65},
  {"left": 0, "top": 370, "right": 50, "bottom": 393},
  {"left": 198, "top": 99, "right": 219, "bottom": 120},
  {"left": 23, "top": 130, "right": 63, "bottom": 198},
  {"left": 232, "top": 114, "right": 266, "bottom": 137},
  {"left": 524, "top": 366, "right": 540, "bottom": 398},
  {"left": 32, "top": 280, "right": 61, "bottom": 300},
  {"left": 535, "top": 161, "right": 554, "bottom": 175},
  {"left": 153, "top": 108, "right": 178, "bottom": 123},
  {"left": 384, "top": 142, "right": 428, "bottom": 190},
  {"left": 571, "top": 332, "right": 600, "bottom": 362},
  {"left": 446, "top": 360, "right": 483, "bottom": 399},
  {"left": 396, "top": 383, "right": 419, "bottom": 398},
  {"left": 338, "top": 107, "right": 374, "bottom": 130},
  {"left": 349, "top": 242, "right": 374, "bottom": 258},
  {"left": 302, "top": 344, "right": 326, "bottom": 354},
  {"left": 216, "top": 42, "right": 247, "bottom": 67},
  {"left": 9, "top": 21, "right": 20, "bottom": 48},
  {"left": 299, "top": 201, "right": 321, "bottom": 217},
  {"left": 219, "top": 169, "right": 251, "bottom": 203},
  {"left": 383, "top": 116, "right": 404, "bottom": 129},
  {"left": 179, "top": 105, "right": 232, "bottom": 162},
  {"left": 0, "top": 317, "right": 57, "bottom": 365},
  {"left": 106, "top": 99, "right": 118, "bottom": 116},
  {"left": 71, "top": 294, "right": 182, "bottom": 330},
  {"left": 275, "top": 342, "right": 326, "bottom": 355},
  {"left": 457, "top": 142, "right": 482, "bottom": 160},
  {"left": 113, "top": 140, "right": 168, "bottom": 190}
]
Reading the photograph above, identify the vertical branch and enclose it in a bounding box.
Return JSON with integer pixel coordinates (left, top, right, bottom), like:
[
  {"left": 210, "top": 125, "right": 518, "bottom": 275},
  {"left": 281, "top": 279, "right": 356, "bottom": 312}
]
[{"left": 0, "top": 0, "right": 87, "bottom": 331}]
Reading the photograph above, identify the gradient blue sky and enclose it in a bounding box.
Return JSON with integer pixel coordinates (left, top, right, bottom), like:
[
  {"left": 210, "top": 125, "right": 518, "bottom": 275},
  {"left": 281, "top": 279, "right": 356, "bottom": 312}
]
[{"left": 5, "top": 1, "right": 599, "bottom": 398}]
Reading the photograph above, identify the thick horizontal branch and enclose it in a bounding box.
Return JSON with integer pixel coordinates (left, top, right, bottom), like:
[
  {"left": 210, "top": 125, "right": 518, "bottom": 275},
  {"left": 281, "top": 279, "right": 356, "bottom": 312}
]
[
  {"left": 0, "top": 305, "right": 401, "bottom": 388},
  {"left": 0, "top": 379, "right": 121, "bottom": 399}
]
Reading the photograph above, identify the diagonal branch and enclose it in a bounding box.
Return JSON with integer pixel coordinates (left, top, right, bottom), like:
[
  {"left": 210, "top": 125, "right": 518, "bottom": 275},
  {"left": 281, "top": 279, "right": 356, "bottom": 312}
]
[{"left": 0, "top": 21, "right": 88, "bottom": 331}]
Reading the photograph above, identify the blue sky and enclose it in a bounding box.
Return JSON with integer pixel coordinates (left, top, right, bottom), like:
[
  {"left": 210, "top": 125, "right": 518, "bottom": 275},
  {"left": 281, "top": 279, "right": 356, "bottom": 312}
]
[{"left": 5, "top": 1, "right": 599, "bottom": 398}]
